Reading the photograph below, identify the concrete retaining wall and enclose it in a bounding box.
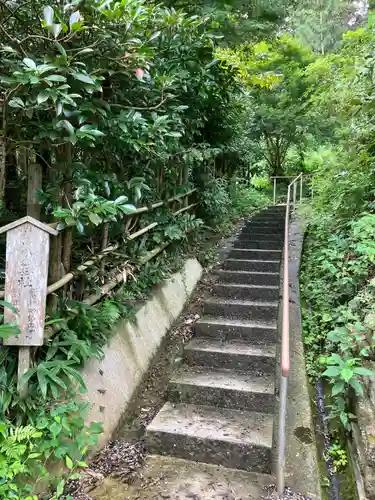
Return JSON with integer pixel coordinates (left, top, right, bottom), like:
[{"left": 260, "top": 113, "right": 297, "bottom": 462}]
[
  {"left": 82, "top": 258, "right": 202, "bottom": 448},
  {"left": 281, "top": 218, "right": 321, "bottom": 499},
  {"left": 352, "top": 362, "right": 375, "bottom": 499}
]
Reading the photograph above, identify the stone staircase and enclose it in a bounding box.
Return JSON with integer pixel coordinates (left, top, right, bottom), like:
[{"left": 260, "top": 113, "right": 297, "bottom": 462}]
[{"left": 146, "top": 205, "right": 285, "bottom": 481}]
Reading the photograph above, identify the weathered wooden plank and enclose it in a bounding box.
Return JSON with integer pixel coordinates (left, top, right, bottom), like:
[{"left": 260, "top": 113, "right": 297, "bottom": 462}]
[
  {"left": 3, "top": 222, "right": 51, "bottom": 347},
  {"left": 0, "top": 216, "right": 58, "bottom": 236}
]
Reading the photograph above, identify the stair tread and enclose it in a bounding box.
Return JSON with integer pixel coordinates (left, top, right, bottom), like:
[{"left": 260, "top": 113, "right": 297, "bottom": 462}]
[
  {"left": 217, "top": 270, "right": 279, "bottom": 276},
  {"left": 204, "top": 298, "right": 278, "bottom": 307},
  {"left": 148, "top": 402, "right": 273, "bottom": 448},
  {"left": 186, "top": 338, "right": 276, "bottom": 358},
  {"left": 197, "top": 316, "right": 277, "bottom": 329},
  {"left": 225, "top": 258, "right": 280, "bottom": 263},
  {"left": 231, "top": 248, "right": 282, "bottom": 253},
  {"left": 244, "top": 224, "right": 284, "bottom": 228},
  {"left": 216, "top": 269, "right": 280, "bottom": 276},
  {"left": 171, "top": 366, "right": 275, "bottom": 394},
  {"left": 135, "top": 456, "right": 275, "bottom": 500},
  {"left": 238, "top": 233, "right": 283, "bottom": 237},
  {"left": 215, "top": 283, "right": 279, "bottom": 290}
]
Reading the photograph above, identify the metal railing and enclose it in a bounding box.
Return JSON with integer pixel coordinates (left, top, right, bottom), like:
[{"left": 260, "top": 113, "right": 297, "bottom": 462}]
[
  {"left": 271, "top": 174, "right": 314, "bottom": 206},
  {"left": 276, "top": 173, "right": 304, "bottom": 496}
]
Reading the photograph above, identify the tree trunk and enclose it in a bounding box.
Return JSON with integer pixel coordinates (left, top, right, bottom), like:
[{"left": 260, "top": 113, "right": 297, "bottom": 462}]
[
  {"left": 0, "top": 100, "right": 6, "bottom": 206},
  {"left": 273, "top": 143, "right": 283, "bottom": 177},
  {"left": 59, "top": 144, "right": 73, "bottom": 274},
  {"left": 27, "top": 163, "right": 42, "bottom": 219}
]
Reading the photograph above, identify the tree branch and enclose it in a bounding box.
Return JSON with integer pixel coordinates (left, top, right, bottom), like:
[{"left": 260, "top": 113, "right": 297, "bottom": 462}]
[{"left": 111, "top": 95, "right": 168, "bottom": 111}]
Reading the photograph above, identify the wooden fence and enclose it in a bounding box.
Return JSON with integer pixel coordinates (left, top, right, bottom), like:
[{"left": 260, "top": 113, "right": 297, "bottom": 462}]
[{"left": 0, "top": 187, "right": 198, "bottom": 341}]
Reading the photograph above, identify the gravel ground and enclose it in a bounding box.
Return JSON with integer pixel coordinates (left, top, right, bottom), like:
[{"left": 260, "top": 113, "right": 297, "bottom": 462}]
[{"left": 264, "top": 487, "right": 313, "bottom": 499}]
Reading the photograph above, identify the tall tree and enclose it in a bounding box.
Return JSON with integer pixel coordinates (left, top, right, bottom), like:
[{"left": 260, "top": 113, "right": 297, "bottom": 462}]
[
  {"left": 217, "top": 36, "right": 315, "bottom": 176},
  {"left": 288, "top": 0, "right": 360, "bottom": 54},
  {"left": 163, "top": 0, "right": 294, "bottom": 44}
]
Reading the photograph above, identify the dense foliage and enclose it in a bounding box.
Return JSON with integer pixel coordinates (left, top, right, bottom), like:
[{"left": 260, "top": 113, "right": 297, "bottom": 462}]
[
  {"left": 0, "top": 0, "right": 286, "bottom": 497},
  {"left": 288, "top": 0, "right": 362, "bottom": 54},
  {"left": 1, "top": 0, "right": 374, "bottom": 496},
  {"left": 217, "top": 35, "right": 315, "bottom": 176},
  {"left": 300, "top": 16, "right": 375, "bottom": 431}
]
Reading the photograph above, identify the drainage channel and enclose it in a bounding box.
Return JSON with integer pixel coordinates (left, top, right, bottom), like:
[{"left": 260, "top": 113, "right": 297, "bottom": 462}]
[{"left": 311, "top": 379, "right": 358, "bottom": 500}]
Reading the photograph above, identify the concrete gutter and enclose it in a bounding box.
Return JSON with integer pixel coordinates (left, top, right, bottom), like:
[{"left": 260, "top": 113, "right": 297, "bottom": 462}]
[{"left": 275, "top": 218, "right": 321, "bottom": 498}]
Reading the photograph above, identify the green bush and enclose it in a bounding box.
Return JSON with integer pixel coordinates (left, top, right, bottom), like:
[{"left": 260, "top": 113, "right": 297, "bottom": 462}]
[
  {"left": 201, "top": 178, "right": 233, "bottom": 228},
  {"left": 231, "top": 186, "right": 271, "bottom": 218}
]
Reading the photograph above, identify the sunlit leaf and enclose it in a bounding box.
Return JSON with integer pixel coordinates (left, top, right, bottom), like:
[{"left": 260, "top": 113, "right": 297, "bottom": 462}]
[
  {"left": 73, "top": 73, "right": 95, "bottom": 85},
  {"left": 149, "top": 31, "right": 161, "bottom": 41},
  {"left": 69, "top": 11, "right": 81, "bottom": 28},
  {"left": 8, "top": 97, "right": 24, "bottom": 108},
  {"left": 23, "top": 58, "right": 36, "bottom": 69},
  {"left": 43, "top": 6, "right": 54, "bottom": 27},
  {"left": 37, "top": 90, "right": 49, "bottom": 104},
  {"left": 88, "top": 213, "right": 102, "bottom": 225},
  {"left": 52, "top": 23, "right": 63, "bottom": 39},
  {"left": 45, "top": 75, "right": 67, "bottom": 83}
]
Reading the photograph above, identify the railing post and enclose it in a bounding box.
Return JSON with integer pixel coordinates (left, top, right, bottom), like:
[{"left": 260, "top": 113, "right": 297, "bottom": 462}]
[
  {"left": 300, "top": 176, "right": 303, "bottom": 204},
  {"left": 273, "top": 177, "right": 277, "bottom": 205},
  {"left": 277, "top": 179, "right": 294, "bottom": 496},
  {"left": 277, "top": 375, "right": 288, "bottom": 495}
]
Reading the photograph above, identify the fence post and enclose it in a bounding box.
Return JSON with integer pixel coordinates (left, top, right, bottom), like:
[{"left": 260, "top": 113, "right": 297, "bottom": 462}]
[
  {"left": 183, "top": 163, "right": 189, "bottom": 207},
  {"left": 293, "top": 182, "right": 297, "bottom": 210},
  {"left": 273, "top": 178, "right": 277, "bottom": 205},
  {"left": 300, "top": 176, "right": 303, "bottom": 204}
]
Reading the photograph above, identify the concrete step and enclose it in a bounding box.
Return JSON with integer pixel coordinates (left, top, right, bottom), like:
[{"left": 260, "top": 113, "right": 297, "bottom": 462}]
[
  {"left": 195, "top": 317, "right": 277, "bottom": 343},
  {"left": 169, "top": 366, "right": 275, "bottom": 413},
  {"left": 249, "top": 213, "right": 285, "bottom": 220},
  {"left": 264, "top": 205, "right": 286, "bottom": 211},
  {"left": 213, "top": 283, "right": 279, "bottom": 301},
  {"left": 216, "top": 270, "right": 279, "bottom": 286},
  {"left": 122, "top": 456, "right": 275, "bottom": 500},
  {"left": 185, "top": 338, "right": 276, "bottom": 373},
  {"left": 203, "top": 298, "right": 278, "bottom": 322},
  {"left": 244, "top": 219, "right": 284, "bottom": 227},
  {"left": 146, "top": 402, "right": 273, "bottom": 473},
  {"left": 259, "top": 212, "right": 285, "bottom": 219},
  {"left": 234, "top": 239, "right": 283, "bottom": 250},
  {"left": 242, "top": 219, "right": 285, "bottom": 230},
  {"left": 224, "top": 259, "right": 280, "bottom": 273},
  {"left": 242, "top": 227, "right": 284, "bottom": 236},
  {"left": 249, "top": 210, "right": 285, "bottom": 217},
  {"left": 238, "top": 232, "right": 284, "bottom": 242},
  {"left": 228, "top": 248, "right": 282, "bottom": 261}
]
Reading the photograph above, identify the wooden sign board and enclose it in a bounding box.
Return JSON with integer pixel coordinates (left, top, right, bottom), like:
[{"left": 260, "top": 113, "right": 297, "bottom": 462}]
[{"left": 0, "top": 216, "right": 58, "bottom": 346}]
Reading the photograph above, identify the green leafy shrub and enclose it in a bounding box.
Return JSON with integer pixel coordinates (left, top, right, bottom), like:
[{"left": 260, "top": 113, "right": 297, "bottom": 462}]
[
  {"left": 0, "top": 401, "right": 102, "bottom": 500},
  {"left": 231, "top": 186, "right": 271, "bottom": 217},
  {"left": 201, "top": 178, "right": 233, "bottom": 228},
  {"left": 301, "top": 208, "right": 375, "bottom": 427},
  {"left": 250, "top": 176, "right": 271, "bottom": 189}
]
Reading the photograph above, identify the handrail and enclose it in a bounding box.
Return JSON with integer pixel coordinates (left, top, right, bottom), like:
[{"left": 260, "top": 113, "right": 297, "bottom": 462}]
[{"left": 277, "top": 172, "right": 303, "bottom": 496}]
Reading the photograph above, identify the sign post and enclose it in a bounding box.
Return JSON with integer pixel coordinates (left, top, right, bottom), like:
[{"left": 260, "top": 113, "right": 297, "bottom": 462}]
[{"left": 0, "top": 216, "right": 58, "bottom": 395}]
